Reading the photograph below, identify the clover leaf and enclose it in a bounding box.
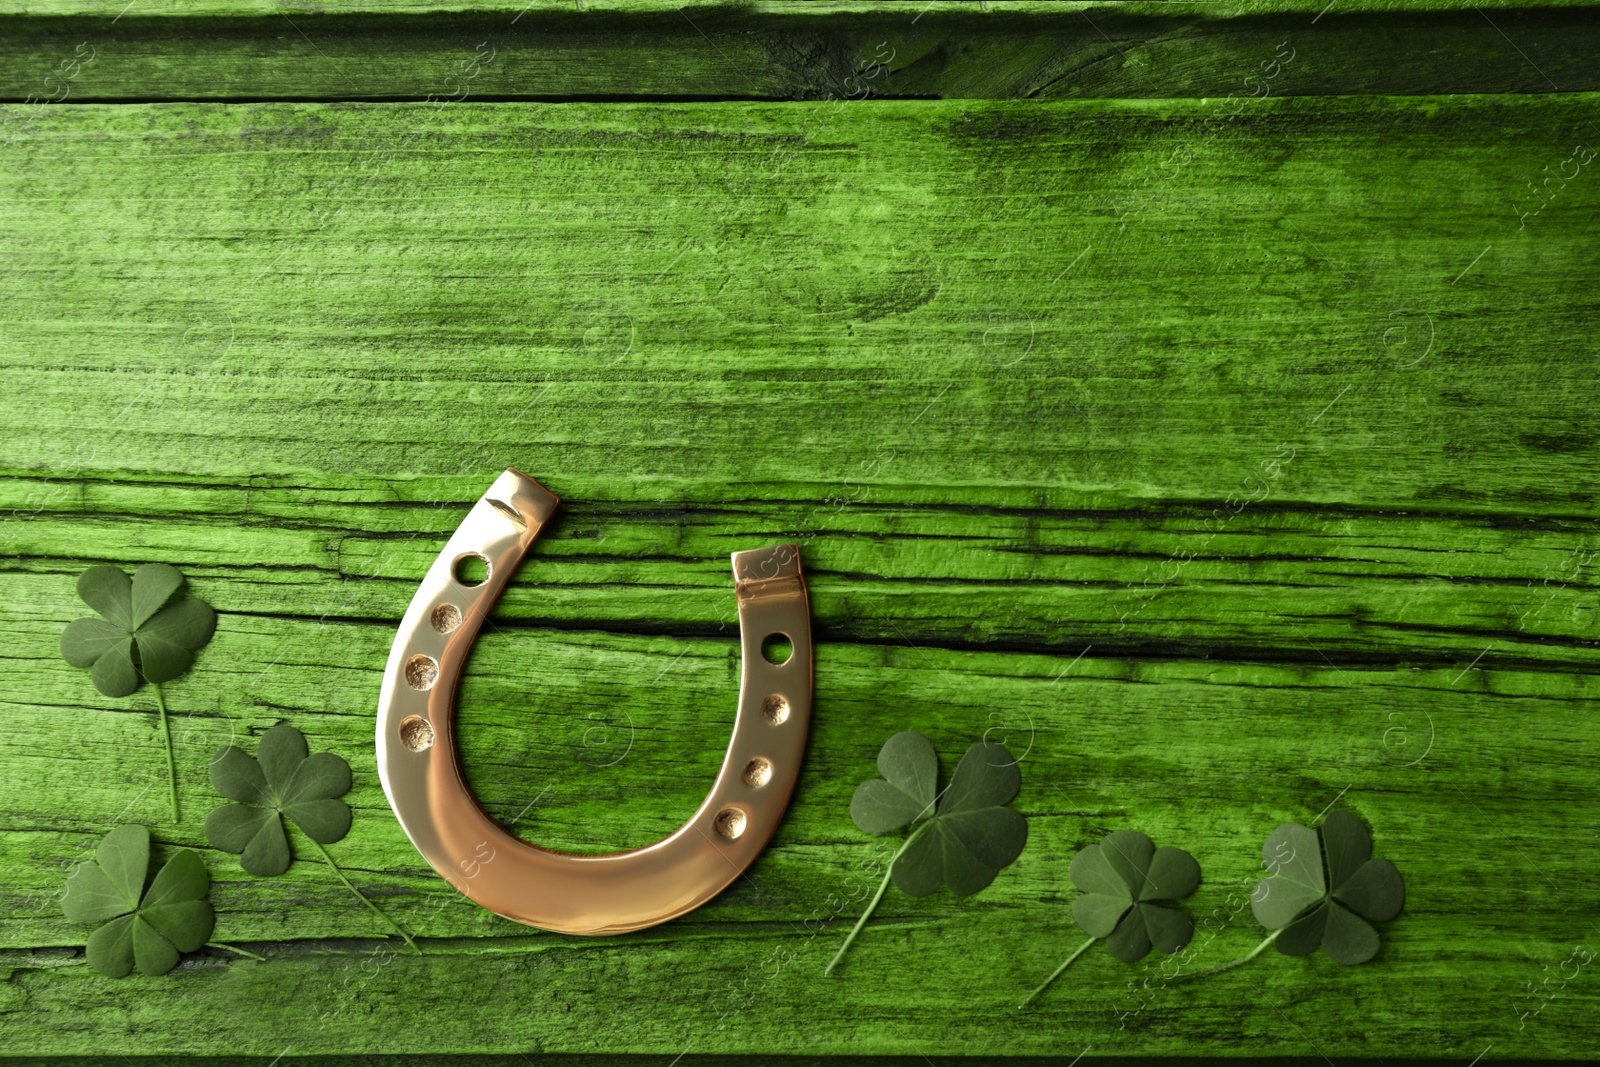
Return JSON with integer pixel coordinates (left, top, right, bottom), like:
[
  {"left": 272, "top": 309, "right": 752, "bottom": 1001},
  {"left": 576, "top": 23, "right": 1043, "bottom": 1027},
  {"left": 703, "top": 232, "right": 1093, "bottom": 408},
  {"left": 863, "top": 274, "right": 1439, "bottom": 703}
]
[
  {"left": 205, "top": 722, "right": 353, "bottom": 875},
  {"left": 60, "top": 564, "right": 216, "bottom": 696},
  {"left": 1020, "top": 830, "right": 1201, "bottom": 1007},
  {"left": 61, "top": 824, "right": 213, "bottom": 977},
  {"left": 204, "top": 723, "right": 417, "bottom": 953},
  {"left": 850, "top": 731, "right": 1028, "bottom": 896},
  {"left": 1071, "top": 830, "right": 1200, "bottom": 960},
  {"left": 1250, "top": 810, "right": 1404, "bottom": 965},
  {"left": 59, "top": 564, "right": 216, "bottom": 820},
  {"left": 827, "top": 731, "right": 1027, "bottom": 975}
]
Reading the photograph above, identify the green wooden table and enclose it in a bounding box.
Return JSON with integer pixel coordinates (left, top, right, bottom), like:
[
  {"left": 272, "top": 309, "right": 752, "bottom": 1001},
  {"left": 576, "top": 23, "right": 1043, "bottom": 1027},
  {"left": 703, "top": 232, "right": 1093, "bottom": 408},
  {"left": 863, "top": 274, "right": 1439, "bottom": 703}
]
[{"left": 2, "top": 1, "right": 1597, "bottom": 1061}]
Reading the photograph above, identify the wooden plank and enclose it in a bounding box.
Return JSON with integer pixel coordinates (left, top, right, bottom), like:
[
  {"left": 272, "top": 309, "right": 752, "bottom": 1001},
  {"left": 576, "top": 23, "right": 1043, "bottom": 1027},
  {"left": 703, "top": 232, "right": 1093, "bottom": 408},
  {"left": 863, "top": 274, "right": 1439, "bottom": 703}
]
[
  {"left": 3, "top": 486, "right": 1598, "bottom": 668},
  {"left": 3, "top": 618, "right": 1598, "bottom": 1056},
  {"left": 1, "top": 93, "right": 1598, "bottom": 1058},
  {"left": 6, "top": 0, "right": 1593, "bottom": 13},
  {"left": 3, "top": 0, "right": 1596, "bottom": 14},
  {"left": 1, "top": 1, "right": 1598, "bottom": 102},
  {"left": 2, "top": 97, "right": 1596, "bottom": 510}
]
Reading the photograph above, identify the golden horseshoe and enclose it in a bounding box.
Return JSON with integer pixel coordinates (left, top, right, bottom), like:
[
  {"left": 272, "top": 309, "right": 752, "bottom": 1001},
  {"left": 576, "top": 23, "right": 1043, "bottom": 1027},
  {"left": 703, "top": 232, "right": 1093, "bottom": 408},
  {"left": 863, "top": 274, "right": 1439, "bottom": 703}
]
[{"left": 376, "top": 469, "right": 813, "bottom": 934}]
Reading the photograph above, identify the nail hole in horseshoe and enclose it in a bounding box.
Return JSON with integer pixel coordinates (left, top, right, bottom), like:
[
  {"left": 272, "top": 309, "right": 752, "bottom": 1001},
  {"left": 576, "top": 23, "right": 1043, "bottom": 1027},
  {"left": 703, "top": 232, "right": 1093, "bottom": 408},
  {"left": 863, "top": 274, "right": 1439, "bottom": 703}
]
[
  {"left": 742, "top": 757, "right": 773, "bottom": 788},
  {"left": 713, "top": 806, "right": 747, "bottom": 840},
  {"left": 431, "top": 603, "right": 463, "bottom": 634},
  {"left": 405, "top": 654, "right": 440, "bottom": 691},
  {"left": 760, "top": 632, "right": 792, "bottom": 665},
  {"left": 398, "top": 715, "right": 434, "bottom": 752},
  {"left": 760, "top": 694, "right": 790, "bottom": 726},
  {"left": 454, "top": 553, "right": 490, "bottom": 587}
]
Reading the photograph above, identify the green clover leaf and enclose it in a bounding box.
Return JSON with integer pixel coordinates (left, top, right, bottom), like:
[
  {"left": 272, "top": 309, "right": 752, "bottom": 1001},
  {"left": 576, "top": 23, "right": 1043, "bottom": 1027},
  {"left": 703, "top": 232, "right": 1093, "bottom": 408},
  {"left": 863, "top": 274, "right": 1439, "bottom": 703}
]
[
  {"left": 204, "top": 724, "right": 417, "bottom": 953},
  {"left": 1251, "top": 810, "right": 1405, "bottom": 965},
  {"left": 60, "top": 564, "right": 215, "bottom": 697},
  {"left": 61, "top": 824, "right": 213, "bottom": 978},
  {"left": 828, "top": 731, "right": 1028, "bottom": 975},
  {"left": 848, "top": 731, "right": 1028, "bottom": 897},
  {"left": 59, "top": 564, "right": 216, "bottom": 820},
  {"left": 1070, "top": 830, "right": 1201, "bottom": 961},
  {"left": 204, "top": 723, "right": 354, "bottom": 876},
  {"left": 1021, "top": 830, "right": 1201, "bottom": 1006}
]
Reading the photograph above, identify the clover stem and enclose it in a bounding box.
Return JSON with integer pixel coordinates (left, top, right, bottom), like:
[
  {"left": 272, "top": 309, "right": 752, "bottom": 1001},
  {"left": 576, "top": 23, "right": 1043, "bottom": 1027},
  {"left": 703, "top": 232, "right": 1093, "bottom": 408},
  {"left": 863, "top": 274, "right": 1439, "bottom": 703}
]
[
  {"left": 309, "top": 838, "right": 420, "bottom": 955},
  {"left": 1186, "top": 928, "right": 1282, "bottom": 978},
  {"left": 1018, "top": 936, "right": 1098, "bottom": 1008},
  {"left": 208, "top": 942, "right": 268, "bottom": 962},
  {"left": 151, "top": 682, "right": 179, "bottom": 822},
  {"left": 824, "top": 821, "right": 933, "bottom": 977}
]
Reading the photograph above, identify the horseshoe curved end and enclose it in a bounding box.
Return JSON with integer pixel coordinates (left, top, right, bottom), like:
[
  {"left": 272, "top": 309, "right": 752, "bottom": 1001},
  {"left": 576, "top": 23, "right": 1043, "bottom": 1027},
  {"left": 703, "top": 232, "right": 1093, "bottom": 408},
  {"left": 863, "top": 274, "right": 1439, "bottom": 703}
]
[{"left": 376, "top": 468, "right": 813, "bottom": 935}]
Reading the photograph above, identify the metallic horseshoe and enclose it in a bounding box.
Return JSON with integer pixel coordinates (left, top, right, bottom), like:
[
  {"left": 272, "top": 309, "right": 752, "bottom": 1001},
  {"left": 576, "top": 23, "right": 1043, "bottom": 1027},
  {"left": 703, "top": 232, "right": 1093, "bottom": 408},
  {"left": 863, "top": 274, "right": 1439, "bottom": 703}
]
[{"left": 376, "top": 468, "right": 813, "bottom": 935}]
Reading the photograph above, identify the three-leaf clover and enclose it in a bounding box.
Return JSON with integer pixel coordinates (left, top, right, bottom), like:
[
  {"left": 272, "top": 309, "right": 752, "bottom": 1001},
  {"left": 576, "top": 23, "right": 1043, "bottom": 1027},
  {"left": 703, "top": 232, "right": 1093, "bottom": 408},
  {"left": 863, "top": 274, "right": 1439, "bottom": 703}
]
[
  {"left": 1250, "top": 810, "right": 1405, "bottom": 965},
  {"left": 1021, "top": 830, "right": 1200, "bottom": 1006},
  {"left": 61, "top": 824, "right": 213, "bottom": 977},
  {"left": 204, "top": 723, "right": 418, "bottom": 953},
  {"left": 827, "top": 730, "right": 1027, "bottom": 975},
  {"left": 59, "top": 564, "right": 216, "bottom": 820}
]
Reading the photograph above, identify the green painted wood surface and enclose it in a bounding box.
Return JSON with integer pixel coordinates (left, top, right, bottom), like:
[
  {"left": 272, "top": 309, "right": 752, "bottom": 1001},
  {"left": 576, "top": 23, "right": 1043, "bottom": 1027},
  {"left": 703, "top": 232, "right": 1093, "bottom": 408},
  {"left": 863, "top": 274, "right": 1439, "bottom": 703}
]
[
  {"left": 5, "top": 0, "right": 1595, "bottom": 13},
  {"left": 2, "top": 4, "right": 1599, "bottom": 1061},
  {"left": 2, "top": 2, "right": 1597, "bottom": 101}
]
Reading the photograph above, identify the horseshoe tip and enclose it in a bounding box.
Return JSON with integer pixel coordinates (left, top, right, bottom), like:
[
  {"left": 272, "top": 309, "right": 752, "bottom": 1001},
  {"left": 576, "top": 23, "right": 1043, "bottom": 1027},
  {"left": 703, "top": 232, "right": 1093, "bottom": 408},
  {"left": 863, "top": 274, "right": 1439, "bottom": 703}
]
[
  {"left": 495, "top": 467, "right": 561, "bottom": 524},
  {"left": 732, "top": 543, "right": 803, "bottom": 588}
]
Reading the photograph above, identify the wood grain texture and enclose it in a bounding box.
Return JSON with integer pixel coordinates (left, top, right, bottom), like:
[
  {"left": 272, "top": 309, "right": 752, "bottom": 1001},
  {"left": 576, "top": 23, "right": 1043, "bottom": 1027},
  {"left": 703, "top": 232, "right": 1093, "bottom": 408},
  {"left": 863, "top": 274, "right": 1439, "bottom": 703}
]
[
  {"left": 3, "top": 0, "right": 1596, "bottom": 14},
  {"left": 2, "top": 2, "right": 1598, "bottom": 102},
  {"left": 1, "top": 86, "right": 1598, "bottom": 1063}
]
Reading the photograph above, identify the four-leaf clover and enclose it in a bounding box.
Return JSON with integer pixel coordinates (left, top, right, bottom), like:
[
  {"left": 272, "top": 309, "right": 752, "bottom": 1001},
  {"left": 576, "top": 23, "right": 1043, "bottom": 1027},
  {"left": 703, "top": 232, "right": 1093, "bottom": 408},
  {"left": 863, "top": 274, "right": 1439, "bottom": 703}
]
[
  {"left": 60, "top": 564, "right": 216, "bottom": 697},
  {"left": 828, "top": 731, "right": 1027, "bottom": 975},
  {"left": 1070, "top": 830, "right": 1200, "bottom": 961},
  {"left": 59, "top": 563, "right": 216, "bottom": 819},
  {"left": 1251, "top": 810, "right": 1404, "bottom": 965},
  {"left": 61, "top": 824, "right": 214, "bottom": 978},
  {"left": 204, "top": 723, "right": 417, "bottom": 952},
  {"left": 1022, "top": 829, "right": 1201, "bottom": 1006}
]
